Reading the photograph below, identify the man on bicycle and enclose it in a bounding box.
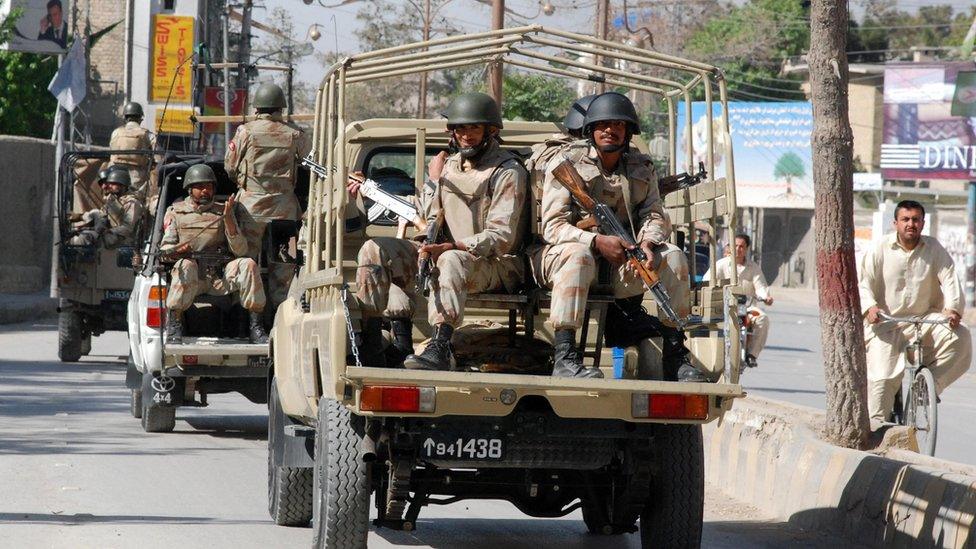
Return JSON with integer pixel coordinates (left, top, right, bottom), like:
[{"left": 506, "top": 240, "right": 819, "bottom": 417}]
[{"left": 859, "top": 200, "right": 971, "bottom": 423}]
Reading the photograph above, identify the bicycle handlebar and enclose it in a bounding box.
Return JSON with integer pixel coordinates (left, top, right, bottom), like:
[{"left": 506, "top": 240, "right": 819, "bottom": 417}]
[{"left": 877, "top": 311, "right": 950, "bottom": 325}]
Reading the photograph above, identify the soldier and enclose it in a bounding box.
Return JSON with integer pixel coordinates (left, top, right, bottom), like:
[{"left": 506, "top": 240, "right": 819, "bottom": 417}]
[
  {"left": 68, "top": 168, "right": 145, "bottom": 249},
  {"left": 533, "top": 91, "right": 706, "bottom": 381},
  {"left": 109, "top": 102, "right": 156, "bottom": 202},
  {"left": 224, "top": 82, "right": 312, "bottom": 309},
  {"left": 350, "top": 92, "right": 529, "bottom": 370},
  {"left": 524, "top": 94, "right": 597, "bottom": 180},
  {"left": 161, "top": 164, "right": 268, "bottom": 344}
]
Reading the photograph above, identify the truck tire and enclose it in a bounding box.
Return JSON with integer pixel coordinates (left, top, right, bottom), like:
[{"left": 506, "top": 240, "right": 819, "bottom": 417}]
[
  {"left": 141, "top": 400, "right": 176, "bottom": 433},
  {"left": 81, "top": 333, "right": 92, "bottom": 356},
  {"left": 640, "top": 424, "right": 704, "bottom": 549},
  {"left": 130, "top": 389, "right": 143, "bottom": 419},
  {"left": 58, "top": 311, "right": 83, "bottom": 363},
  {"left": 268, "top": 378, "right": 313, "bottom": 526},
  {"left": 311, "top": 398, "right": 369, "bottom": 548}
]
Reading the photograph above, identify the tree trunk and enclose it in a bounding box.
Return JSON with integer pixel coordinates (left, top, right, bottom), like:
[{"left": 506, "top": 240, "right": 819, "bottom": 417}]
[{"left": 808, "top": 0, "right": 871, "bottom": 449}]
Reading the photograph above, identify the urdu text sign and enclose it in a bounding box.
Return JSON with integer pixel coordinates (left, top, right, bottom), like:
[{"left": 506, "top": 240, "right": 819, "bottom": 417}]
[{"left": 150, "top": 15, "right": 194, "bottom": 104}]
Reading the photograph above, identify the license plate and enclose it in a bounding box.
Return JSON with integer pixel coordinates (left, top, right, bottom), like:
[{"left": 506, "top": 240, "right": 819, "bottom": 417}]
[
  {"left": 420, "top": 435, "right": 504, "bottom": 460},
  {"left": 104, "top": 289, "right": 131, "bottom": 301},
  {"left": 247, "top": 356, "right": 271, "bottom": 368}
]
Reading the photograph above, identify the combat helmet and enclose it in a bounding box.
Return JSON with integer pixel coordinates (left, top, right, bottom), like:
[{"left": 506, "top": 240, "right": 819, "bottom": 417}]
[
  {"left": 253, "top": 82, "right": 287, "bottom": 112},
  {"left": 183, "top": 164, "right": 217, "bottom": 189},
  {"left": 582, "top": 92, "right": 642, "bottom": 136},
  {"left": 563, "top": 94, "right": 598, "bottom": 137},
  {"left": 442, "top": 92, "right": 503, "bottom": 129},
  {"left": 96, "top": 168, "right": 111, "bottom": 183},
  {"left": 122, "top": 102, "right": 144, "bottom": 120},
  {"left": 104, "top": 167, "right": 131, "bottom": 188}
]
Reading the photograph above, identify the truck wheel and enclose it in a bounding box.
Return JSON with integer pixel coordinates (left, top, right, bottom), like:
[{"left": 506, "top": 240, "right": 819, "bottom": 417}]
[
  {"left": 130, "top": 389, "right": 143, "bottom": 419},
  {"left": 141, "top": 400, "right": 176, "bottom": 433},
  {"left": 58, "top": 311, "right": 84, "bottom": 362},
  {"left": 312, "top": 398, "right": 369, "bottom": 548},
  {"left": 640, "top": 425, "right": 704, "bottom": 548},
  {"left": 80, "top": 333, "right": 92, "bottom": 356},
  {"left": 268, "top": 378, "right": 313, "bottom": 526}
]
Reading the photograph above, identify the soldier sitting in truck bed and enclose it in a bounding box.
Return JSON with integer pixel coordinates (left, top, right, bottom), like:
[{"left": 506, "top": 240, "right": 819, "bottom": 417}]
[
  {"left": 68, "top": 167, "right": 145, "bottom": 249},
  {"left": 160, "top": 164, "right": 269, "bottom": 344}
]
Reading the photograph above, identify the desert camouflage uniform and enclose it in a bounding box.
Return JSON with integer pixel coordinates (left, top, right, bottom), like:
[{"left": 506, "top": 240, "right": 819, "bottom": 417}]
[
  {"left": 532, "top": 144, "right": 690, "bottom": 330},
  {"left": 72, "top": 158, "right": 107, "bottom": 214},
  {"left": 160, "top": 199, "right": 266, "bottom": 313},
  {"left": 109, "top": 121, "right": 156, "bottom": 202},
  {"left": 225, "top": 113, "right": 312, "bottom": 307},
  {"left": 68, "top": 192, "right": 145, "bottom": 249},
  {"left": 357, "top": 140, "right": 529, "bottom": 327}
]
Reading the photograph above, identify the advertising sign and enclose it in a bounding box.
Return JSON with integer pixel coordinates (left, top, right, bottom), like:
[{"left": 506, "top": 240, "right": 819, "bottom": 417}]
[
  {"left": 0, "top": 0, "right": 70, "bottom": 54},
  {"left": 678, "top": 101, "right": 813, "bottom": 209},
  {"left": 201, "top": 87, "right": 246, "bottom": 134},
  {"left": 155, "top": 107, "right": 194, "bottom": 135},
  {"left": 881, "top": 62, "right": 976, "bottom": 180},
  {"left": 150, "top": 15, "right": 194, "bottom": 104}
]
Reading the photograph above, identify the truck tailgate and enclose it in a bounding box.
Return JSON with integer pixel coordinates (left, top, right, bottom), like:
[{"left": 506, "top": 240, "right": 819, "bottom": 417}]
[{"left": 164, "top": 337, "right": 269, "bottom": 369}]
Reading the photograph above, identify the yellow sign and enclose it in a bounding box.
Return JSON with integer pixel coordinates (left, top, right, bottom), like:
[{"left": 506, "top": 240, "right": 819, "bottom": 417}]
[
  {"left": 150, "top": 15, "right": 194, "bottom": 103},
  {"left": 155, "top": 108, "right": 195, "bottom": 135}
]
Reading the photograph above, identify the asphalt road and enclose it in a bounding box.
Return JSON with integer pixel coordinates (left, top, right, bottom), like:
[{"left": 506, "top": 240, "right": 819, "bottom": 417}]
[
  {"left": 743, "top": 289, "right": 976, "bottom": 465},
  {"left": 0, "top": 318, "right": 856, "bottom": 548}
]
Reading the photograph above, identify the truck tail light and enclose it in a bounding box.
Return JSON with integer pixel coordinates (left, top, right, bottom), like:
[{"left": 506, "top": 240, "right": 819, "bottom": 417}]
[
  {"left": 148, "top": 285, "right": 167, "bottom": 301},
  {"left": 632, "top": 393, "right": 709, "bottom": 420},
  {"left": 182, "top": 355, "right": 198, "bottom": 365},
  {"left": 146, "top": 307, "right": 165, "bottom": 328},
  {"left": 360, "top": 385, "right": 435, "bottom": 413},
  {"left": 146, "top": 286, "right": 167, "bottom": 328}
]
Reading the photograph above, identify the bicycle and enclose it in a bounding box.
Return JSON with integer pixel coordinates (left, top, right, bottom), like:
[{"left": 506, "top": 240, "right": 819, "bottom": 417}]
[{"left": 877, "top": 312, "right": 949, "bottom": 457}]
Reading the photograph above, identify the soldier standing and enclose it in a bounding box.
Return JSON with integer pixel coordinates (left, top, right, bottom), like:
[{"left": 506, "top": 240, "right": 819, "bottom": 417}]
[
  {"left": 161, "top": 164, "right": 268, "bottom": 344},
  {"left": 224, "top": 83, "right": 312, "bottom": 308},
  {"left": 109, "top": 102, "right": 156, "bottom": 202},
  {"left": 350, "top": 92, "right": 529, "bottom": 370},
  {"left": 68, "top": 168, "right": 145, "bottom": 249},
  {"left": 533, "top": 92, "right": 705, "bottom": 381}
]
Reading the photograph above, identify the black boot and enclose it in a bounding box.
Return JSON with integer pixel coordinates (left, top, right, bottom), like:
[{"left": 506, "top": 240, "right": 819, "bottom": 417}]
[
  {"left": 360, "top": 317, "right": 387, "bottom": 368},
  {"left": 403, "top": 324, "right": 455, "bottom": 371},
  {"left": 604, "top": 296, "right": 664, "bottom": 348},
  {"left": 166, "top": 310, "right": 183, "bottom": 344},
  {"left": 551, "top": 329, "right": 603, "bottom": 378},
  {"left": 659, "top": 327, "right": 708, "bottom": 383},
  {"left": 249, "top": 311, "right": 269, "bottom": 344},
  {"left": 385, "top": 319, "right": 414, "bottom": 367}
]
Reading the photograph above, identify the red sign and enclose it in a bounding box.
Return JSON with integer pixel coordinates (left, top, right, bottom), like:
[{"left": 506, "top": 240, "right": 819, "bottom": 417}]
[{"left": 202, "top": 87, "right": 247, "bottom": 134}]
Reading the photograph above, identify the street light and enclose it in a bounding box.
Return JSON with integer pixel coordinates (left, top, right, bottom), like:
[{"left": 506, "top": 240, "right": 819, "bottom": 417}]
[
  {"left": 306, "top": 23, "right": 323, "bottom": 41},
  {"left": 542, "top": 1, "right": 554, "bottom": 16}
]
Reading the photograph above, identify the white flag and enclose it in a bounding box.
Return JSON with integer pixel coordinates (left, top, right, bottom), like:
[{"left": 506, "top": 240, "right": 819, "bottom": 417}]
[{"left": 47, "top": 39, "right": 87, "bottom": 112}]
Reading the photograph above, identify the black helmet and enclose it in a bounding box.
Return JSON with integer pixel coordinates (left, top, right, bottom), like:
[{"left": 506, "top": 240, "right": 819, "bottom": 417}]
[
  {"left": 122, "top": 102, "right": 144, "bottom": 119},
  {"left": 97, "top": 168, "right": 110, "bottom": 183},
  {"left": 104, "top": 167, "right": 131, "bottom": 188},
  {"left": 253, "top": 82, "right": 287, "bottom": 111},
  {"left": 183, "top": 164, "right": 217, "bottom": 189},
  {"left": 563, "top": 94, "right": 598, "bottom": 136},
  {"left": 442, "top": 92, "right": 503, "bottom": 129},
  {"left": 582, "top": 92, "right": 641, "bottom": 136}
]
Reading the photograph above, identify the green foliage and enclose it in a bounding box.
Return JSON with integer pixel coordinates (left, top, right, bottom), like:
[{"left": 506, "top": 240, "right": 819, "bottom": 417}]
[
  {"left": 774, "top": 151, "right": 805, "bottom": 180},
  {"left": 500, "top": 73, "right": 576, "bottom": 122},
  {"left": 0, "top": 2, "right": 57, "bottom": 137}
]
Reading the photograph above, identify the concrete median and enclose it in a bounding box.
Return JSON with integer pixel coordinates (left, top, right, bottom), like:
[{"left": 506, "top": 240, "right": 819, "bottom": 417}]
[{"left": 705, "top": 395, "right": 976, "bottom": 548}]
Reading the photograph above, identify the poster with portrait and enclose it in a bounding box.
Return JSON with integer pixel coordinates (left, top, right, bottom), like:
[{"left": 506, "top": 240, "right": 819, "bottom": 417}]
[{"left": 0, "top": 0, "right": 70, "bottom": 55}]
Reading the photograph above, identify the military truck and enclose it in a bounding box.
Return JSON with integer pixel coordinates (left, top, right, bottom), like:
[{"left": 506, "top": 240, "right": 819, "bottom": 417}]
[{"left": 267, "top": 26, "right": 747, "bottom": 547}]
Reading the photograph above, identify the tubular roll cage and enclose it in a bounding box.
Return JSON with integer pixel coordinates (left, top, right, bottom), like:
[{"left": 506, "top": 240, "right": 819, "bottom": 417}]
[{"left": 303, "top": 24, "right": 739, "bottom": 289}]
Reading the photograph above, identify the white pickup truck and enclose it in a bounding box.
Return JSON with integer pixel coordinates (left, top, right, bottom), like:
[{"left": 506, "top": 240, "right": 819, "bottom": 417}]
[{"left": 125, "top": 159, "right": 283, "bottom": 432}]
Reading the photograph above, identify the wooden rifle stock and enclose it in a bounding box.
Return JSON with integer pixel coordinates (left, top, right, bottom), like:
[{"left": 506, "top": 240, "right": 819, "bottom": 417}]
[{"left": 551, "top": 160, "right": 596, "bottom": 211}]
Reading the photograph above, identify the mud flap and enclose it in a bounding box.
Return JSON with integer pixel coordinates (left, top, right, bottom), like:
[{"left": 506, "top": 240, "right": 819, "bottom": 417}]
[{"left": 141, "top": 371, "right": 185, "bottom": 408}]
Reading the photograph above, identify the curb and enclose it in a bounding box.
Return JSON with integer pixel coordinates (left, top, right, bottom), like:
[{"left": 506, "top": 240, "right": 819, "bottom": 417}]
[
  {"left": 0, "top": 293, "right": 57, "bottom": 325},
  {"left": 704, "top": 396, "right": 976, "bottom": 548}
]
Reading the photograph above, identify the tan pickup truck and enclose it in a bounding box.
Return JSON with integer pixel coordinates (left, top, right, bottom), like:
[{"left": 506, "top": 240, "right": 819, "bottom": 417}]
[{"left": 266, "top": 26, "right": 746, "bottom": 549}]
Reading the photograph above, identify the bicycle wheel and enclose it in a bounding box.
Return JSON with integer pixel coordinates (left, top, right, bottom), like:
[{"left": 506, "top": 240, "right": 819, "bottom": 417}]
[{"left": 910, "top": 368, "right": 938, "bottom": 456}]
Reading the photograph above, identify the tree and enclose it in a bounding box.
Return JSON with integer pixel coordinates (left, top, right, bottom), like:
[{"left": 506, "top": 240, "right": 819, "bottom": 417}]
[
  {"left": 774, "top": 151, "right": 805, "bottom": 193},
  {"left": 0, "top": 2, "right": 58, "bottom": 137},
  {"left": 500, "top": 73, "right": 575, "bottom": 122},
  {"left": 808, "top": 0, "right": 871, "bottom": 450}
]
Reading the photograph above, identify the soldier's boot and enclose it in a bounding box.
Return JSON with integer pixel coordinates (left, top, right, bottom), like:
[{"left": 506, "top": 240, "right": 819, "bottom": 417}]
[
  {"left": 359, "top": 317, "right": 387, "bottom": 369},
  {"left": 403, "top": 324, "right": 455, "bottom": 371},
  {"left": 551, "top": 329, "right": 603, "bottom": 378},
  {"left": 249, "top": 312, "right": 269, "bottom": 344},
  {"left": 660, "top": 327, "right": 708, "bottom": 383},
  {"left": 605, "top": 295, "right": 664, "bottom": 348},
  {"left": 385, "top": 319, "right": 414, "bottom": 367},
  {"left": 166, "top": 310, "right": 183, "bottom": 344}
]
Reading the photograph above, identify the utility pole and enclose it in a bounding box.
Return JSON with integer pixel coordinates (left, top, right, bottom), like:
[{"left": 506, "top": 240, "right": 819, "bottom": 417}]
[
  {"left": 808, "top": 0, "right": 871, "bottom": 450},
  {"left": 594, "top": 0, "right": 609, "bottom": 94},
  {"left": 419, "top": 0, "right": 431, "bottom": 118},
  {"left": 222, "top": 9, "right": 232, "bottom": 146},
  {"left": 240, "top": 0, "right": 253, "bottom": 98},
  {"left": 488, "top": 0, "right": 504, "bottom": 104}
]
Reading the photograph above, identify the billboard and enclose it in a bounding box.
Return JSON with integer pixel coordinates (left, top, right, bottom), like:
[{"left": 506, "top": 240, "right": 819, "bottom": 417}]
[
  {"left": 0, "top": 0, "right": 70, "bottom": 54},
  {"left": 678, "top": 101, "right": 813, "bottom": 209},
  {"left": 150, "top": 15, "right": 194, "bottom": 104},
  {"left": 155, "top": 107, "right": 194, "bottom": 135},
  {"left": 881, "top": 62, "right": 976, "bottom": 180},
  {"left": 201, "top": 87, "right": 246, "bottom": 134}
]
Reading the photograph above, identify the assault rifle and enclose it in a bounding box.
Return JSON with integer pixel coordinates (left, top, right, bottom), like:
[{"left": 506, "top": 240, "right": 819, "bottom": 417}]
[
  {"left": 551, "top": 159, "right": 683, "bottom": 328},
  {"left": 160, "top": 247, "right": 235, "bottom": 278},
  {"left": 658, "top": 161, "right": 708, "bottom": 197},
  {"left": 415, "top": 209, "right": 445, "bottom": 297}
]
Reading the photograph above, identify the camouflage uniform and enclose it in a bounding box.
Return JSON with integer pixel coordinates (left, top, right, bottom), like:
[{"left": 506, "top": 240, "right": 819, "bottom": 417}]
[
  {"left": 160, "top": 199, "right": 266, "bottom": 313},
  {"left": 68, "top": 192, "right": 145, "bottom": 249},
  {"left": 356, "top": 140, "right": 529, "bottom": 327},
  {"left": 109, "top": 121, "right": 156, "bottom": 201},
  {"left": 532, "top": 144, "right": 690, "bottom": 330},
  {"left": 224, "top": 113, "right": 312, "bottom": 307}
]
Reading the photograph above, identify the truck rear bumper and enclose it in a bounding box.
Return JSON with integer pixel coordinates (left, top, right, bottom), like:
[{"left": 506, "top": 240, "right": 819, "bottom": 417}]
[{"left": 164, "top": 337, "right": 270, "bottom": 374}]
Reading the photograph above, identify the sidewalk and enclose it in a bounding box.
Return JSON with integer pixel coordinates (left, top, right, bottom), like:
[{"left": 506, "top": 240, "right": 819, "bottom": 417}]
[{"left": 0, "top": 291, "right": 57, "bottom": 325}]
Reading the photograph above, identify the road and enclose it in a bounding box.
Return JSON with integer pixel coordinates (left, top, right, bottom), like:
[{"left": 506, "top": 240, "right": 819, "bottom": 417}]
[
  {"left": 0, "top": 318, "right": 857, "bottom": 548},
  {"left": 744, "top": 289, "right": 976, "bottom": 465}
]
